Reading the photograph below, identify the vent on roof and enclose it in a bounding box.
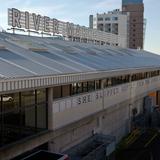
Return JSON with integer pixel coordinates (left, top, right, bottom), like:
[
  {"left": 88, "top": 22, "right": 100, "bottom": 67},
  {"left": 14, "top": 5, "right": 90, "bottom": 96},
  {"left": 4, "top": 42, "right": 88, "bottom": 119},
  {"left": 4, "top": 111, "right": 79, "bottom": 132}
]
[
  {"left": 0, "top": 45, "right": 6, "bottom": 50},
  {"left": 51, "top": 43, "right": 76, "bottom": 54},
  {"left": 29, "top": 48, "right": 48, "bottom": 52}
]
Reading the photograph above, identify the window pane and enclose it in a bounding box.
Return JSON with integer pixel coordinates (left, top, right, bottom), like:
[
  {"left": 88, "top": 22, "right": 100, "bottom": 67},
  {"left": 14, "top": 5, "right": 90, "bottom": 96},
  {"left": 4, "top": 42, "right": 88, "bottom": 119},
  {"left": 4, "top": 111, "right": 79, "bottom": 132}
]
[
  {"left": 88, "top": 81, "right": 95, "bottom": 91},
  {"left": 96, "top": 80, "right": 101, "bottom": 89},
  {"left": 37, "top": 104, "right": 46, "bottom": 129},
  {"left": 53, "top": 86, "right": 62, "bottom": 99},
  {"left": 3, "top": 93, "right": 19, "bottom": 113},
  {"left": 83, "top": 82, "right": 88, "bottom": 92},
  {"left": 77, "top": 83, "right": 82, "bottom": 94},
  {"left": 62, "top": 85, "right": 71, "bottom": 97},
  {"left": 72, "top": 83, "right": 77, "bottom": 95},
  {"left": 37, "top": 89, "right": 46, "bottom": 103},
  {"left": 24, "top": 106, "right": 35, "bottom": 128},
  {"left": 21, "top": 91, "right": 35, "bottom": 107}
]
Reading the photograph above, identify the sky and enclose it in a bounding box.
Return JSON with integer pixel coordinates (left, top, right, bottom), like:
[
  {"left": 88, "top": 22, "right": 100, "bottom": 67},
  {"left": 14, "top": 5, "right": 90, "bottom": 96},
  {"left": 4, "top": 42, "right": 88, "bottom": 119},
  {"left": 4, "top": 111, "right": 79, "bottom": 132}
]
[{"left": 0, "top": 0, "right": 160, "bottom": 54}]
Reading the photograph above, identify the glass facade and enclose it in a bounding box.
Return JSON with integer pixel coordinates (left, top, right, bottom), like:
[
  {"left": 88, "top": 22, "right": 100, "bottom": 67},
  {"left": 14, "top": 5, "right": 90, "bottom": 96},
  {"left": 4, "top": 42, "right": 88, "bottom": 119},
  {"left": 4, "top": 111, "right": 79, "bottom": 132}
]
[{"left": 0, "top": 89, "right": 47, "bottom": 147}]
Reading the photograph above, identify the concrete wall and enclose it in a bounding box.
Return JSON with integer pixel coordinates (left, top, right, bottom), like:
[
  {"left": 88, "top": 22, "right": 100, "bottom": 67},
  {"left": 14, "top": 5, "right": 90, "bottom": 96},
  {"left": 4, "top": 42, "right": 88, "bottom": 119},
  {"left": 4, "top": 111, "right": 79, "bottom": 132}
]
[
  {"left": 52, "top": 91, "right": 103, "bottom": 129},
  {"left": 52, "top": 76, "right": 160, "bottom": 130},
  {"left": 49, "top": 98, "right": 143, "bottom": 153}
]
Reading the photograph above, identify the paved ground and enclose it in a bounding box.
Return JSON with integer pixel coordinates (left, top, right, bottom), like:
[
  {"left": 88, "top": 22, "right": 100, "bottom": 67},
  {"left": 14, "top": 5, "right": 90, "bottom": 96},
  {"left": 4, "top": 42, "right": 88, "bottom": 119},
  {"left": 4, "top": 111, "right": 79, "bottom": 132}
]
[{"left": 116, "top": 130, "right": 160, "bottom": 160}]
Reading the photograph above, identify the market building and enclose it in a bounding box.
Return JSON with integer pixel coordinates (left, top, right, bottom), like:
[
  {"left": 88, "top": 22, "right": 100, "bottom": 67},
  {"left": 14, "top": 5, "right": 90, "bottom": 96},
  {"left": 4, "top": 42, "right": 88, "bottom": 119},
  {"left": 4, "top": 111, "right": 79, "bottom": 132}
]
[{"left": 0, "top": 31, "right": 160, "bottom": 159}]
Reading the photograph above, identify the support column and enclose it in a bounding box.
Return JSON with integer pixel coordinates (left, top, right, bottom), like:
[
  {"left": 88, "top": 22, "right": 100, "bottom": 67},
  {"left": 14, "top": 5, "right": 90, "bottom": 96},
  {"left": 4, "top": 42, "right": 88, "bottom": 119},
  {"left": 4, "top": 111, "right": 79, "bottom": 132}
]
[
  {"left": 101, "top": 79, "right": 105, "bottom": 89},
  {"left": 47, "top": 88, "right": 54, "bottom": 130},
  {"left": 101, "top": 79, "right": 105, "bottom": 110}
]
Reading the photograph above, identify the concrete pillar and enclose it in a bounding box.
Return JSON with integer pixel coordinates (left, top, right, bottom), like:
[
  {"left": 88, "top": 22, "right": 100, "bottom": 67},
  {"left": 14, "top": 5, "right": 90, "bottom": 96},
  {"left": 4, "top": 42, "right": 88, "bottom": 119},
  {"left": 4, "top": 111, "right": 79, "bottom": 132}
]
[
  {"left": 129, "top": 74, "right": 132, "bottom": 83},
  {"left": 101, "top": 79, "right": 105, "bottom": 89},
  {"left": 47, "top": 87, "right": 54, "bottom": 130},
  {"left": 101, "top": 79, "right": 105, "bottom": 110},
  {"left": 47, "top": 87, "right": 55, "bottom": 152},
  {"left": 128, "top": 104, "right": 132, "bottom": 133}
]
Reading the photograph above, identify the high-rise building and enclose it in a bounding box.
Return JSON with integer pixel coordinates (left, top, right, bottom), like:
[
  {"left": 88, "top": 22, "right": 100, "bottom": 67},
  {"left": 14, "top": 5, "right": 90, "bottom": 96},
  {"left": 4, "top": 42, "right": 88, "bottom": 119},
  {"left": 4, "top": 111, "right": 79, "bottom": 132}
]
[
  {"left": 89, "top": 9, "right": 129, "bottom": 48},
  {"left": 122, "top": 0, "right": 144, "bottom": 49},
  {"left": 89, "top": 0, "right": 144, "bottom": 49}
]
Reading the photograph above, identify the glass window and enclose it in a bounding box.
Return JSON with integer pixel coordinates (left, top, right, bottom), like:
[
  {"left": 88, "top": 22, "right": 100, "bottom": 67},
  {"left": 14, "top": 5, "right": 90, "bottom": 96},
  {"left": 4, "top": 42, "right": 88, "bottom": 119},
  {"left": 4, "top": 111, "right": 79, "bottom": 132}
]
[
  {"left": 21, "top": 91, "right": 35, "bottom": 107},
  {"left": 72, "top": 83, "right": 77, "bottom": 95},
  {"left": 53, "top": 86, "right": 62, "bottom": 99},
  {"left": 103, "top": 79, "right": 108, "bottom": 88},
  {"left": 2, "top": 93, "right": 19, "bottom": 113},
  {"left": 105, "top": 17, "right": 110, "bottom": 21},
  {"left": 24, "top": 105, "right": 35, "bottom": 128},
  {"left": 0, "top": 90, "right": 47, "bottom": 148},
  {"left": 37, "top": 89, "right": 46, "bottom": 104},
  {"left": 88, "top": 81, "right": 95, "bottom": 92},
  {"left": 77, "top": 83, "right": 82, "bottom": 94},
  {"left": 112, "top": 17, "right": 118, "bottom": 21},
  {"left": 98, "top": 17, "right": 103, "bottom": 21},
  {"left": 82, "top": 82, "right": 88, "bottom": 92},
  {"left": 111, "top": 77, "right": 116, "bottom": 86},
  {"left": 96, "top": 80, "right": 101, "bottom": 90},
  {"left": 108, "top": 78, "right": 112, "bottom": 86},
  {"left": 37, "top": 104, "right": 46, "bottom": 129},
  {"left": 62, "top": 85, "right": 71, "bottom": 97}
]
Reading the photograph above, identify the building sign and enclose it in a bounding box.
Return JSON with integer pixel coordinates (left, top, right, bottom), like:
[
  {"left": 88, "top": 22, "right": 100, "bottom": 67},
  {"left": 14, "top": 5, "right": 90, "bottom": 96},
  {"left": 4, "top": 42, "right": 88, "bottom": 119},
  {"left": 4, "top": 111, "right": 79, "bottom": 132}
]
[
  {"left": 8, "top": 8, "right": 111, "bottom": 42},
  {"left": 8, "top": 8, "right": 61, "bottom": 34}
]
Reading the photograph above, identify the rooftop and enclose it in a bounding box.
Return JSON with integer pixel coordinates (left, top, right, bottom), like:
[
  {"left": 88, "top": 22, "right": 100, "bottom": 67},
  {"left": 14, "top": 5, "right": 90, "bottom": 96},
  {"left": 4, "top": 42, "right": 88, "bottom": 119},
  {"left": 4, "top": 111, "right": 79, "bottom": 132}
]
[{"left": 0, "top": 32, "right": 159, "bottom": 80}]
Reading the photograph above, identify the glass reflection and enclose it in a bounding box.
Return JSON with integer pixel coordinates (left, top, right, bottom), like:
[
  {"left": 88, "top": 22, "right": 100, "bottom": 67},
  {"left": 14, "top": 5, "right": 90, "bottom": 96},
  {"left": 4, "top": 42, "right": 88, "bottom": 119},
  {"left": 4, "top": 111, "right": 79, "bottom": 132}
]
[{"left": 0, "top": 89, "right": 47, "bottom": 147}]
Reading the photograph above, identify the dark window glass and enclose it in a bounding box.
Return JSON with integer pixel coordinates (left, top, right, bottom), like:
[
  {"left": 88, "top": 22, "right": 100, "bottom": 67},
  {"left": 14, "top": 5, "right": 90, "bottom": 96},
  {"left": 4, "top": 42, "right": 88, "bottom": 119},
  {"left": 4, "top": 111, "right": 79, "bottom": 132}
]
[
  {"left": 112, "top": 17, "right": 118, "bottom": 21},
  {"left": 98, "top": 17, "right": 103, "bottom": 21},
  {"left": 21, "top": 91, "right": 35, "bottom": 107},
  {"left": 37, "top": 104, "right": 46, "bottom": 129},
  {"left": 0, "top": 90, "right": 47, "bottom": 148},
  {"left": 88, "top": 81, "right": 95, "bottom": 91},
  {"left": 77, "top": 83, "right": 82, "bottom": 94},
  {"left": 37, "top": 89, "right": 46, "bottom": 104},
  {"left": 24, "top": 105, "right": 35, "bottom": 128},
  {"left": 72, "top": 83, "right": 77, "bottom": 95},
  {"left": 96, "top": 80, "right": 101, "bottom": 90},
  {"left": 108, "top": 78, "right": 112, "bottom": 87},
  {"left": 104, "top": 79, "right": 108, "bottom": 88},
  {"left": 105, "top": 17, "right": 110, "bottom": 21},
  {"left": 83, "top": 82, "right": 88, "bottom": 92},
  {"left": 3, "top": 93, "right": 19, "bottom": 113},
  {"left": 62, "top": 85, "right": 71, "bottom": 97},
  {"left": 53, "top": 86, "right": 62, "bottom": 99}
]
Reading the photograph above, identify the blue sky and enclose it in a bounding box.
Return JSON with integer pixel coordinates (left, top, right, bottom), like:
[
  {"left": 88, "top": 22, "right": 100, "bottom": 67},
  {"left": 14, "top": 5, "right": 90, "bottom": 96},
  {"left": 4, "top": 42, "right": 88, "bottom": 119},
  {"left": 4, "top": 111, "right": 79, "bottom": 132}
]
[{"left": 0, "top": 0, "right": 159, "bottom": 54}]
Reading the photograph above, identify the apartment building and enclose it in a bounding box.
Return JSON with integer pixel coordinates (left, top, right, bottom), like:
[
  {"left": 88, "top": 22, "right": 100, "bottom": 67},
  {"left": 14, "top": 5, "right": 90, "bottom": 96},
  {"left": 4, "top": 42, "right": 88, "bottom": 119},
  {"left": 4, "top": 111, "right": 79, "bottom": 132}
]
[
  {"left": 90, "top": 0, "right": 144, "bottom": 49},
  {"left": 89, "top": 9, "right": 129, "bottom": 48}
]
